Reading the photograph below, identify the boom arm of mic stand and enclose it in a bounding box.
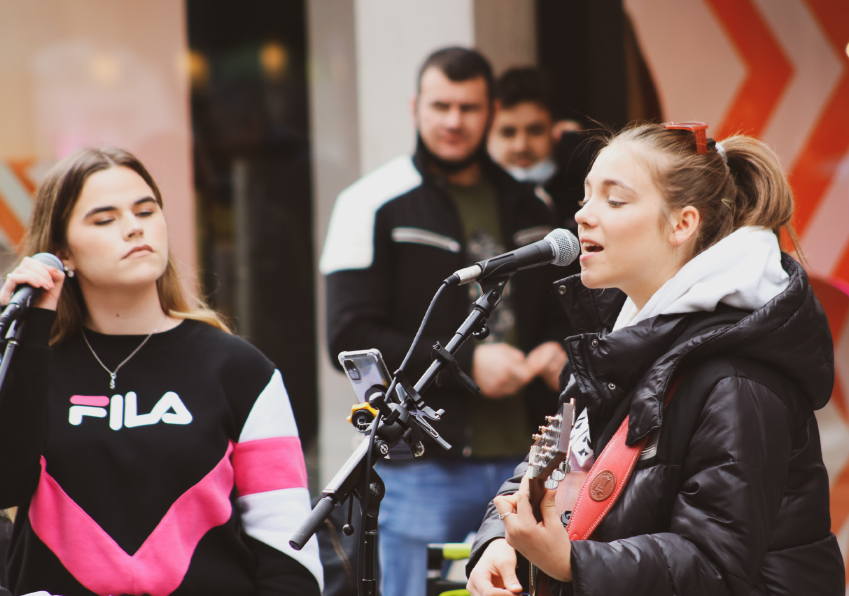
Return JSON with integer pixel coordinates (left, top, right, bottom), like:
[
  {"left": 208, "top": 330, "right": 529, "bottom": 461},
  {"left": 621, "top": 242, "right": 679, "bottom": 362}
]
[
  {"left": 414, "top": 274, "right": 509, "bottom": 397},
  {"left": 289, "top": 273, "right": 513, "bottom": 552}
]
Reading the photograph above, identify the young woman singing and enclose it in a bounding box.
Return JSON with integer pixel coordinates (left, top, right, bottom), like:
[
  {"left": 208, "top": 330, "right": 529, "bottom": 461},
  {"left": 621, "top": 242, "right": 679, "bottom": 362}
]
[
  {"left": 467, "top": 123, "right": 845, "bottom": 595},
  {"left": 0, "top": 148, "right": 322, "bottom": 595}
]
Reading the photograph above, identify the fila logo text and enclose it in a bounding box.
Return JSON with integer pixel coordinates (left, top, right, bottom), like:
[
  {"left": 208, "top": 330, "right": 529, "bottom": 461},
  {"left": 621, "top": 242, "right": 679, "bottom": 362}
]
[{"left": 69, "top": 392, "right": 193, "bottom": 430}]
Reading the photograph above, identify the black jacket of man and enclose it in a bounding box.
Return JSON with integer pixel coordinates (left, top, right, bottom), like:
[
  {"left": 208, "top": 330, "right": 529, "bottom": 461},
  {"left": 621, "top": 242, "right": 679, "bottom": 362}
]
[
  {"left": 321, "top": 144, "right": 567, "bottom": 458},
  {"left": 468, "top": 255, "right": 845, "bottom": 594}
]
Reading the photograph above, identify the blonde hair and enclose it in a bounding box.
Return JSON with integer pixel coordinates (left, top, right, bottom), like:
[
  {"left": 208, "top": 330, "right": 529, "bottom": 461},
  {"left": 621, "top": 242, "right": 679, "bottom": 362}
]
[
  {"left": 598, "top": 123, "right": 800, "bottom": 260},
  {"left": 17, "top": 147, "right": 231, "bottom": 344}
]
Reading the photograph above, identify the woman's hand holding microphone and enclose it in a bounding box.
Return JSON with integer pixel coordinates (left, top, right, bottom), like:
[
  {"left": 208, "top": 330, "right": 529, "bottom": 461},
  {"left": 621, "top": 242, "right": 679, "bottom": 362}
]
[{"left": 0, "top": 255, "right": 66, "bottom": 312}]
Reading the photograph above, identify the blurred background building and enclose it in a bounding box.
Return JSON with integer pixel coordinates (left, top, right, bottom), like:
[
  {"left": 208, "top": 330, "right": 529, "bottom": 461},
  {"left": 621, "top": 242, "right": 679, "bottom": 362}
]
[{"left": 1, "top": 0, "right": 848, "bottom": 586}]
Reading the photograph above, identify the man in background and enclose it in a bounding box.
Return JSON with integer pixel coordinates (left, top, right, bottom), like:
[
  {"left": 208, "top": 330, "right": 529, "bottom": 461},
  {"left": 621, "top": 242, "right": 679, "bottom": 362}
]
[
  {"left": 488, "top": 67, "right": 590, "bottom": 249},
  {"left": 321, "top": 48, "right": 567, "bottom": 596}
]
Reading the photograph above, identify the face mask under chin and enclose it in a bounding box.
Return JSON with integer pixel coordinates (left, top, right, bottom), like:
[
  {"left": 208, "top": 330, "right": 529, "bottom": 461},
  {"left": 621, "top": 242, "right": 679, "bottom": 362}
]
[{"left": 506, "top": 157, "right": 557, "bottom": 184}]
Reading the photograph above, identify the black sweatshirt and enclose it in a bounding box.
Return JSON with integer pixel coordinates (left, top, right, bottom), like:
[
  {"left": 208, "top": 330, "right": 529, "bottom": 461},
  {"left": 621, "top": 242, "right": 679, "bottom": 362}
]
[{"left": 0, "top": 310, "right": 322, "bottom": 596}]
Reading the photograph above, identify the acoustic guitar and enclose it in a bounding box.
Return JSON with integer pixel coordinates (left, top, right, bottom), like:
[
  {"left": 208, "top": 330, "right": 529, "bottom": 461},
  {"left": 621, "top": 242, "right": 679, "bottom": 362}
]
[{"left": 523, "top": 399, "right": 587, "bottom": 596}]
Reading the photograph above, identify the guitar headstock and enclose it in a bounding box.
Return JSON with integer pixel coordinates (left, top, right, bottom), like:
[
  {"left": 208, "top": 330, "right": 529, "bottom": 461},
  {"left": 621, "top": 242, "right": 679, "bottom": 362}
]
[{"left": 528, "top": 399, "right": 574, "bottom": 491}]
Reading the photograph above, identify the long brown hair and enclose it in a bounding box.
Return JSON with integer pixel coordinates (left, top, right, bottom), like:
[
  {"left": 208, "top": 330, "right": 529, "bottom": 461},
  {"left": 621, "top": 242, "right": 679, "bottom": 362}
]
[
  {"left": 597, "top": 123, "right": 801, "bottom": 260},
  {"left": 17, "top": 147, "right": 231, "bottom": 344}
]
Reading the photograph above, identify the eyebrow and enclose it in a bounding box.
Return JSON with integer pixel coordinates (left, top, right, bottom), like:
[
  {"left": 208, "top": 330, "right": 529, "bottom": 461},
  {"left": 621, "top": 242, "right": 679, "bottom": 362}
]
[
  {"left": 84, "top": 196, "right": 157, "bottom": 219},
  {"left": 584, "top": 177, "right": 637, "bottom": 195},
  {"left": 431, "top": 100, "right": 483, "bottom": 109}
]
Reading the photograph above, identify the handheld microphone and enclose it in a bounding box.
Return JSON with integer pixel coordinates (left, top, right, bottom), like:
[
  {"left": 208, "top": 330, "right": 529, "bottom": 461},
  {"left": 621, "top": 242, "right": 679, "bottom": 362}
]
[
  {"left": 0, "top": 253, "right": 64, "bottom": 332},
  {"left": 446, "top": 228, "right": 580, "bottom": 286}
]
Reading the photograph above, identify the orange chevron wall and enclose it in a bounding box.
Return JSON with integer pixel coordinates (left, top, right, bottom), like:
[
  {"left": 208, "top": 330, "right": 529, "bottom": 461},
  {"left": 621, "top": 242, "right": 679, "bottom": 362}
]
[
  {"left": 627, "top": 0, "right": 849, "bottom": 587},
  {"left": 0, "top": 159, "right": 37, "bottom": 249}
]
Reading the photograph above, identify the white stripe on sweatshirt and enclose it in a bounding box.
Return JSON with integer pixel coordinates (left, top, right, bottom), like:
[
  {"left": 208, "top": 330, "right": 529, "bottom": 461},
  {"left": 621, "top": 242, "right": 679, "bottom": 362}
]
[{"left": 236, "top": 369, "right": 323, "bottom": 590}]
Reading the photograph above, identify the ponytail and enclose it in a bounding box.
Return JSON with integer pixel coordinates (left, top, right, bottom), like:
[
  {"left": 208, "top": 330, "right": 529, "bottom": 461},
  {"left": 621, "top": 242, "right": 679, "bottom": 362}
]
[{"left": 721, "top": 135, "right": 800, "bottom": 253}]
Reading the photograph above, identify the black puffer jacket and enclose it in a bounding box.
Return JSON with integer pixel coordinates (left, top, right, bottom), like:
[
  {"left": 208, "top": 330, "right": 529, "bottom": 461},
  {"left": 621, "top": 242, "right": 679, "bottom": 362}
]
[{"left": 468, "top": 255, "right": 846, "bottom": 595}]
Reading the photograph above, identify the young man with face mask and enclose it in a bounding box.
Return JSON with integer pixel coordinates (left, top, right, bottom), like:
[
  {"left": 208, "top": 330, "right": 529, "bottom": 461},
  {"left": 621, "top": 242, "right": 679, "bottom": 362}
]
[
  {"left": 489, "top": 67, "right": 590, "bottom": 252},
  {"left": 321, "top": 47, "right": 568, "bottom": 596}
]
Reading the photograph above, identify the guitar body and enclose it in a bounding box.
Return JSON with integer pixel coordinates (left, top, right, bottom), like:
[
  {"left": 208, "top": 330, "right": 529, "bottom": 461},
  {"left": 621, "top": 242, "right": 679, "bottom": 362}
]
[{"left": 553, "top": 471, "right": 587, "bottom": 516}]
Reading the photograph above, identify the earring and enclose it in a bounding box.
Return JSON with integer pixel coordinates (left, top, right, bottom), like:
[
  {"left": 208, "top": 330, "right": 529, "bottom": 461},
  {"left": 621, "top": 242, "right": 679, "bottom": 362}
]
[{"left": 64, "top": 265, "right": 75, "bottom": 278}]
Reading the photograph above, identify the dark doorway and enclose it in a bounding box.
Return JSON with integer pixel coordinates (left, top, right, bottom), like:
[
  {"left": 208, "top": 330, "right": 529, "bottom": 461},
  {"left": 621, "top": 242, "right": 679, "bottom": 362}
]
[
  {"left": 536, "top": 0, "right": 662, "bottom": 130},
  {"left": 187, "top": 0, "right": 317, "bottom": 470}
]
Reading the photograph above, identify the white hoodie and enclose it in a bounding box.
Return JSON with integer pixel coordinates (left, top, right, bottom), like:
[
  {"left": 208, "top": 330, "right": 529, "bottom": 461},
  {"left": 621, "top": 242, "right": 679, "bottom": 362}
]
[
  {"left": 569, "top": 226, "right": 790, "bottom": 470},
  {"left": 613, "top": 226, "right": 789, "bottom": 331}
]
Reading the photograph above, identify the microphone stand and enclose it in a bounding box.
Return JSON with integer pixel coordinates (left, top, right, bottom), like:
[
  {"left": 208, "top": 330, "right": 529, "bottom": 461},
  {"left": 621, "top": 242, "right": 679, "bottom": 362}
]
[
  {"left": 290, "top": 273, "right": 513, "bottom": 596},
  {"left": 0, "top": 317, "right": 28, "bottom": 395}
]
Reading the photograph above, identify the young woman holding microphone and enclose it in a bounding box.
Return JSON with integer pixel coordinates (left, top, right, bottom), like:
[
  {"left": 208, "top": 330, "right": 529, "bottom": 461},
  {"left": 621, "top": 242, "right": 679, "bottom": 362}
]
[
  {"left": 0, "top": 148, "right": 322, "bottom": 595},
  {"left": 467, "top": 122, "right": 845, "bottom": 595}
]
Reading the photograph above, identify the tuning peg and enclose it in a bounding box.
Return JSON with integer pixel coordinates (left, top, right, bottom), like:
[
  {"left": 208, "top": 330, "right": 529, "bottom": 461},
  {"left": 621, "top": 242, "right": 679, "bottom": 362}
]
[
  {"left": 550, "top": 469, "right": 566, "bottom": 481},
  {"left": 538, "top": 425, "right": 550, "bottom": 433},
  {"left": 532, "top": 434, "right": 543, "bottom": 442},
  {"left": 545, "top": 415, "right": 559, "bottom": 423},
  {"left": 544, "top": 478, "right": 560, "bottom": 490}
]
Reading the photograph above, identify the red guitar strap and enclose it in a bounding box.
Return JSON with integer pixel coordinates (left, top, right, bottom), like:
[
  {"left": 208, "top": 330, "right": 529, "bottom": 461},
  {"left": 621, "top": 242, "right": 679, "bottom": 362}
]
[{"left": 566, "top": 374, "right": 683, "bottom": 541}]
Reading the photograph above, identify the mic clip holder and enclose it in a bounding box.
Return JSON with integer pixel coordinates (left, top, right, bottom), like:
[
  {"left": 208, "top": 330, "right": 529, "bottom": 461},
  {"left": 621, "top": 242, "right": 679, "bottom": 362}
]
[{"left": 475, "top": 273, "right": 510, "bottom": 312}]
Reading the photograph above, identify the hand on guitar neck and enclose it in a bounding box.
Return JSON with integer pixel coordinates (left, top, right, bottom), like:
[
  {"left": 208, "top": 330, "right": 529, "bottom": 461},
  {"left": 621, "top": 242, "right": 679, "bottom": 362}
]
[
  {"left": 466, "top": 475, "right": 576, "bottom": 596},
  {"left": 468, "top": 401, "right": 583, "bottom": 596}
]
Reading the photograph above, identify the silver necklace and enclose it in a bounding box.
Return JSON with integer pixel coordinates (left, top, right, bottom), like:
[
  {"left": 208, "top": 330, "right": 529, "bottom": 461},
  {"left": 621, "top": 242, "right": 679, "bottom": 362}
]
[{"left": 82, "top": 318, "right": 167, "bottom": 390}]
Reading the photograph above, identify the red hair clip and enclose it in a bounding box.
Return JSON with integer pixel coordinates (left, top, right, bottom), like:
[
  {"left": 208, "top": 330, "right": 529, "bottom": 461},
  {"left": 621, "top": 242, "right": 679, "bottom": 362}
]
[{"left": 664, "top": 121, "right": 708, "bottom": 154}]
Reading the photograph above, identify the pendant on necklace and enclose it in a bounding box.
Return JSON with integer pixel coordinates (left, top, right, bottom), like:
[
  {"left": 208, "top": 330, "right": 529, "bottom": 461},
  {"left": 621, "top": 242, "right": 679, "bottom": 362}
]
[{"left": 109, "top": 373, "right": 117, "bottom": 390}]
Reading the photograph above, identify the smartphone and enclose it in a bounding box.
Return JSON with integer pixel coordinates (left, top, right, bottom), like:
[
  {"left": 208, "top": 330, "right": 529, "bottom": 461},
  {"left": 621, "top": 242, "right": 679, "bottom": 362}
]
[
  {"left": 339, "top": 349, "right": 418, "bottom": 460},
  {"left": 338, "top": 349, "right": 393, "bottom": 404}
]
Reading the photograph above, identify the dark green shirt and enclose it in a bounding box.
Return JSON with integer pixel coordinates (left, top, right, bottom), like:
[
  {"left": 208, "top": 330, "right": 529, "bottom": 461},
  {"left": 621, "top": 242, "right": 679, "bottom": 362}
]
[{"left": 447, "top": 178, "right": 531, "bottom": 458}]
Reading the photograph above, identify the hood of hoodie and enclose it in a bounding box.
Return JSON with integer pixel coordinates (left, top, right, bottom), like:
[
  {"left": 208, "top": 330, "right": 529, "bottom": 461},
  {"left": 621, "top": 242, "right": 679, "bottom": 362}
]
[
  {"left": 613, "top": 227, "right": 790, "bottom": 330},
  {"left": 555, "top": 254, "right": 834, "bottom": 446}
]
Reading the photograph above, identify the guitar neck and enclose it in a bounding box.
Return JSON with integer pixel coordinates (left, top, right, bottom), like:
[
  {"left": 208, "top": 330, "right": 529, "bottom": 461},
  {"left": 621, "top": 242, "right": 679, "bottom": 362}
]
[
  {"left": 522, "top": 400, "right": 577, "bottom": 596},
  {"left": 528, "top": 476, "right": 546, "bottom": 522}
]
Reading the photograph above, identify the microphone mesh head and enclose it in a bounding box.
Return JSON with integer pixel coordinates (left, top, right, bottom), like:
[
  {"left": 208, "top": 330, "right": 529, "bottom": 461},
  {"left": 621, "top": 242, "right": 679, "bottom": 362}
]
[
  {"left": 545, "top": 229, "right": 580, "bottom": 266},
  {"left": 32, "top": 253, "right": 63, "bottom": 270}
]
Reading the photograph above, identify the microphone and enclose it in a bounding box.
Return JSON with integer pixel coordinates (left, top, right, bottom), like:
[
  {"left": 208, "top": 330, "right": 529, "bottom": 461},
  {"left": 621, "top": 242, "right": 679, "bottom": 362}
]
[
  {"left": 0, "top": 253, "right": 64, "bottom": 332},
  {"left": 446, "top": 228, "right": 580, "bottom": 286}
]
